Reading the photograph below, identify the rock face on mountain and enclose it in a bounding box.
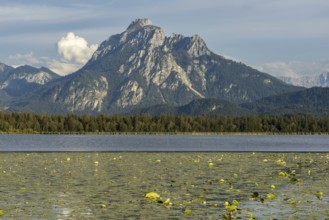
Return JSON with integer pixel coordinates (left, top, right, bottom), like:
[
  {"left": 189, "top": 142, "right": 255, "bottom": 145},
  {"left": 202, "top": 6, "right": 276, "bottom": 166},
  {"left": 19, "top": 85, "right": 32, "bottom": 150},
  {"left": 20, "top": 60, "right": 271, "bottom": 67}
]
[
  {"left": 8, "top": 19, "right": 299, "bottom": 114},
  {"left": 280, "top": 72, "right": 329, "bottom": 88},
  {"left": 0, "top": 63, "right": 14, "bottom": 75}
]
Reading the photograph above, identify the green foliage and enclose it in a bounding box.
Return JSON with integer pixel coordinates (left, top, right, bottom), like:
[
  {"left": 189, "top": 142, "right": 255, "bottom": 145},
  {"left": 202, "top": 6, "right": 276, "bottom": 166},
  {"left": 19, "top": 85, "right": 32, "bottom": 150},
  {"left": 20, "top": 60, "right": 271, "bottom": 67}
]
[
  {"left": 131, "top": 98, "right": 251, "bottom": 116},
  {"left": 0, "top": 111, "right": 329, "bottom": 134},
  {"left": 243, "top": 87, "right": 329, "bottom": 115}
]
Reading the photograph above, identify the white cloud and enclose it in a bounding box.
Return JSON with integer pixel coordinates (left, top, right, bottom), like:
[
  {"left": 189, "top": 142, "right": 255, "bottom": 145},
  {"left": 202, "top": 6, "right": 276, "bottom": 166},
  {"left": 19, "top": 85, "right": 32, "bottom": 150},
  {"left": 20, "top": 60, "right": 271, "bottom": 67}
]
[
  {"left": 258, "top": 60, "right": 329, "bottom": 78},
  {"left": 57, "top": 32, "right": 98, "bottom": 64},
  {"left": 222, "top": 54, "right": 241, "bottom": 63},
  {"left": 8, "top": 52, "right": 78, "bottom": 76},
  {"left": 8, "top": 33, "right": 98, "bottom": 76},
  {"left": 9, "top": 52, "right": 49, "bottom": 67},
  {"left": 48, "top": 60, "right": 82, "bottom": 76},
  {"left": 258, "top": 62, "right": 300, "bottom": 78}
]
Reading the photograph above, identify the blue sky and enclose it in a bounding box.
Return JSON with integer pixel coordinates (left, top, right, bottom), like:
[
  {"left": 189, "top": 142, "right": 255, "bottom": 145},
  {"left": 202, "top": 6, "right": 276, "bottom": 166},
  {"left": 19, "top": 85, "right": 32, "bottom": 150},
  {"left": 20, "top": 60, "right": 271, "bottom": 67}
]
[{"left": 1, "top": 0, "right": 329, "bottom": 77}]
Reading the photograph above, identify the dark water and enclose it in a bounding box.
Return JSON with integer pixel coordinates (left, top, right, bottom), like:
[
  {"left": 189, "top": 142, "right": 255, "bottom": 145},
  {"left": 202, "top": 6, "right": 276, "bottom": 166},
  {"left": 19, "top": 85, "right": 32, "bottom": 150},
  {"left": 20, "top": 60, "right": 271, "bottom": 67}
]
[{"left": 0, "top": 134, "right": 328, "bottom": 151}]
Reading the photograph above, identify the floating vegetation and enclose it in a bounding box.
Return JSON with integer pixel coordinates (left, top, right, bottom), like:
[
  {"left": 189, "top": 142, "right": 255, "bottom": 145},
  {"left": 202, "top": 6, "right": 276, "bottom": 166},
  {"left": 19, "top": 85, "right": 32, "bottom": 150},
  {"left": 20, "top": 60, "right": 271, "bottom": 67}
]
[{"left": 0, "top": 152, "right": 328, "bottom": 219}]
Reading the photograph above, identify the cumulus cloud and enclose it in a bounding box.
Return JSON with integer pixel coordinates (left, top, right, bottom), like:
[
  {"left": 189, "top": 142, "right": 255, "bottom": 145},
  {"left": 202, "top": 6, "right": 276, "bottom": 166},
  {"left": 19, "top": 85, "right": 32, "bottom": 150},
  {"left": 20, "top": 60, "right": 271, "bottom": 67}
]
[
  {"left": 8, "top": 33, "right": 98, "bottom": 76},
  {"left": 57, "top": 32, "right": 98, "bottom": 64}
]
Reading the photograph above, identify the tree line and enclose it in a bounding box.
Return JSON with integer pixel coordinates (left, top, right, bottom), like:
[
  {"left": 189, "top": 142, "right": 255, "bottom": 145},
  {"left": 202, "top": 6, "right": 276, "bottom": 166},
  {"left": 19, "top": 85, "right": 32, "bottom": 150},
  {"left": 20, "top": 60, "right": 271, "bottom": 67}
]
[{"left": 0, "top": 111, "right": 329, "bottom": 134}]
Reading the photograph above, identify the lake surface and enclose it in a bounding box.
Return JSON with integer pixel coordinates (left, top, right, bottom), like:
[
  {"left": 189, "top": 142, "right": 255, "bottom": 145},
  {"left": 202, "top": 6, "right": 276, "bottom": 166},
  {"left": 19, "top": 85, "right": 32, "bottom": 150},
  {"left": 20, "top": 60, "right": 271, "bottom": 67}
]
[
  {"left": 1, "top": 135, "right": 329, "bottom": 219},
  {"left": 0, "top": 152, "right": 328, "bottom": 219},
  {"left": 0, "top": 134, "right": 329, "bottom": 151}
]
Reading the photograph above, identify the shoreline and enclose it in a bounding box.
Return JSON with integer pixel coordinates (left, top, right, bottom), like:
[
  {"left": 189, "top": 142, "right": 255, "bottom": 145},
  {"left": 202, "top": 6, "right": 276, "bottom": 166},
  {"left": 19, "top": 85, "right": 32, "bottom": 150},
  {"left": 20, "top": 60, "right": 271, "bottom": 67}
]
[{"left": 1, "top": 131, "right": 328, "bottom": 135}]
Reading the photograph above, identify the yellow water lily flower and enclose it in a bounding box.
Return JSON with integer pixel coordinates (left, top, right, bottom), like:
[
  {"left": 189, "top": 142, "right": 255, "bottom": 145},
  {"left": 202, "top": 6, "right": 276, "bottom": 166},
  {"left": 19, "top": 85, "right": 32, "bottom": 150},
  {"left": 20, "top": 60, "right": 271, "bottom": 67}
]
[
  {"left": 193, "top": 158, "right": 200, "bottom": 163},
  {"left": 278, "top": 171, "right": 287, "bottom": 177},
  {"left": 145, "top": 192, "right": 161, "bottom": 202},
  {"left": 184, "top": 209, "right": 192, "bottom": 215},
  {"left": 208, "top": 159, "right": 214, "bottom": 168},
  {"left": 267, "top": 193, "right": 276, "bottom": 200},
  {"left": 224, "top": 201, "right": 238, "bottom": 213},
  {"left": 225, "top": 205, "right": 238, "bottom": 213},
  {"left": 276, "top": 159, "right": 286, "bottom": 166},
  {"left": 163, "top": 198, "right": 172, "bottom": 206},
  {"left": 219, "top": 178, "right": 226, "bottom": 183},
  {"left": 289, "top": 200, "right": 301, "bottom": 205},
  {"left": 315, "top": 191, "right": 323, "bottom": 199}
]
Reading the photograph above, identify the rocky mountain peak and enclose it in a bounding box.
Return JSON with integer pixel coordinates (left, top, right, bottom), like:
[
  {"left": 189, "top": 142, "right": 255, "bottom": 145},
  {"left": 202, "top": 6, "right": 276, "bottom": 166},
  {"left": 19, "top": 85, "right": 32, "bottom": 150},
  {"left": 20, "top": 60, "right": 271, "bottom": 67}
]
[
  {"left": 127, "top": 18, "right": 153, "bottom": 32},
  {"left": 0, "top": 62, "right": 13, "bottom": 73},
  {"left": 187, "top": 34, "right": 210, "bottom": 57},
  {"left": 89, "top": 18, "right": 166, "bottom": 62},
  {"left": 165, "top": 33, "right": 209, "bottom": 57}
]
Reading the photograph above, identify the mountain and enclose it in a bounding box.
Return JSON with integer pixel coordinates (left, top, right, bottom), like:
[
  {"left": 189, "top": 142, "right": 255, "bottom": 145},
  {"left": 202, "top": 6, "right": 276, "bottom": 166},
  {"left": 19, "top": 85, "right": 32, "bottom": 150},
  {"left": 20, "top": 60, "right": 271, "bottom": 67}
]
[
  {"left": 242, "top": 87, "right": 329, "bottom": 115},
  {"left": 7, "top": 19, "right": 300, "bottom": 114},
  {"left": 280, "top": 72, "right": 329, "bottom": 88},
  {"left": 0, "top": 62, "right": 14, "bottom": 75},
  {"left": 130, "top": 98, "right": 251, "bottom": 116},
  {"left": 0, "top": 65, "right": 60, "bottom": 97}
]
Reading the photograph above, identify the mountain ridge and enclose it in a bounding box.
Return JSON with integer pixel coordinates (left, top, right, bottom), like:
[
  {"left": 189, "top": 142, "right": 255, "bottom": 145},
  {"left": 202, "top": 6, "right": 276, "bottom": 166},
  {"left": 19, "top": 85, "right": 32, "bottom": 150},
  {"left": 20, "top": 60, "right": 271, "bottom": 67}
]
[
  {"left": 6, "top": 18, "right": 299, "bottom": 114},
  {"left": 0, "top": 65, "right": 60, "bottom": 98},
  {"left": 7, "top": 19, "right": 326, "bottom": 115}
]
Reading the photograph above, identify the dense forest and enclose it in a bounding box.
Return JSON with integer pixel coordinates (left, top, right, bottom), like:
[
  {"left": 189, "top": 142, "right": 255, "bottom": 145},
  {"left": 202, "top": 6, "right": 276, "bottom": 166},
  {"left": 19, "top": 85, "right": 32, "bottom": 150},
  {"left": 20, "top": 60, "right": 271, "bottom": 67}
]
[{"left": 0, "top": 111, "right": 329, "bottom": 134}]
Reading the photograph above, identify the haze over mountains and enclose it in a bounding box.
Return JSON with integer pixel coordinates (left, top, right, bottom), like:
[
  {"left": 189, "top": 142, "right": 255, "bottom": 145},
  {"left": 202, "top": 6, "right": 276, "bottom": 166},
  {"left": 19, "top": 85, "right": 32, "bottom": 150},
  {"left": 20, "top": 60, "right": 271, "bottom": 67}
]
[
  {"left": 280, "top": 72, "right": 329, "bottom": 88},
  {"left": 1, "top": 19, "right": 328, "bottom": 116}
]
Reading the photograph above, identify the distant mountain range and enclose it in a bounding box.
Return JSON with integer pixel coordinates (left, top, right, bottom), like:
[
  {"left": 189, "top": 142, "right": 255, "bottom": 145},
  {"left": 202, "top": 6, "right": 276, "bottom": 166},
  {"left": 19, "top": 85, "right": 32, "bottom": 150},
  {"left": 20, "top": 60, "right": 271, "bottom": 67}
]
[
  {"left": 0, "top": 64, "right": 59, "bottom": 109},
  {"left": 1, "top": 19, "right": 329, "bottom": 116},
  {"left": 280, "top": 72, "right": 329, "bottom": 88}
]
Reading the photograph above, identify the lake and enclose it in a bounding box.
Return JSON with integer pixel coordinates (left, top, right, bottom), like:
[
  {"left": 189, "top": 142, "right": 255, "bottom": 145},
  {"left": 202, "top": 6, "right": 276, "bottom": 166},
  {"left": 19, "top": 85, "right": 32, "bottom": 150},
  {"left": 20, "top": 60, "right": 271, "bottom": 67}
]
[
  {"left": 0, "top": 134, "right": 329, "bottom": 151},
  {"left": 0, "top": 135, "right": 329, "bottom": 219}
]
